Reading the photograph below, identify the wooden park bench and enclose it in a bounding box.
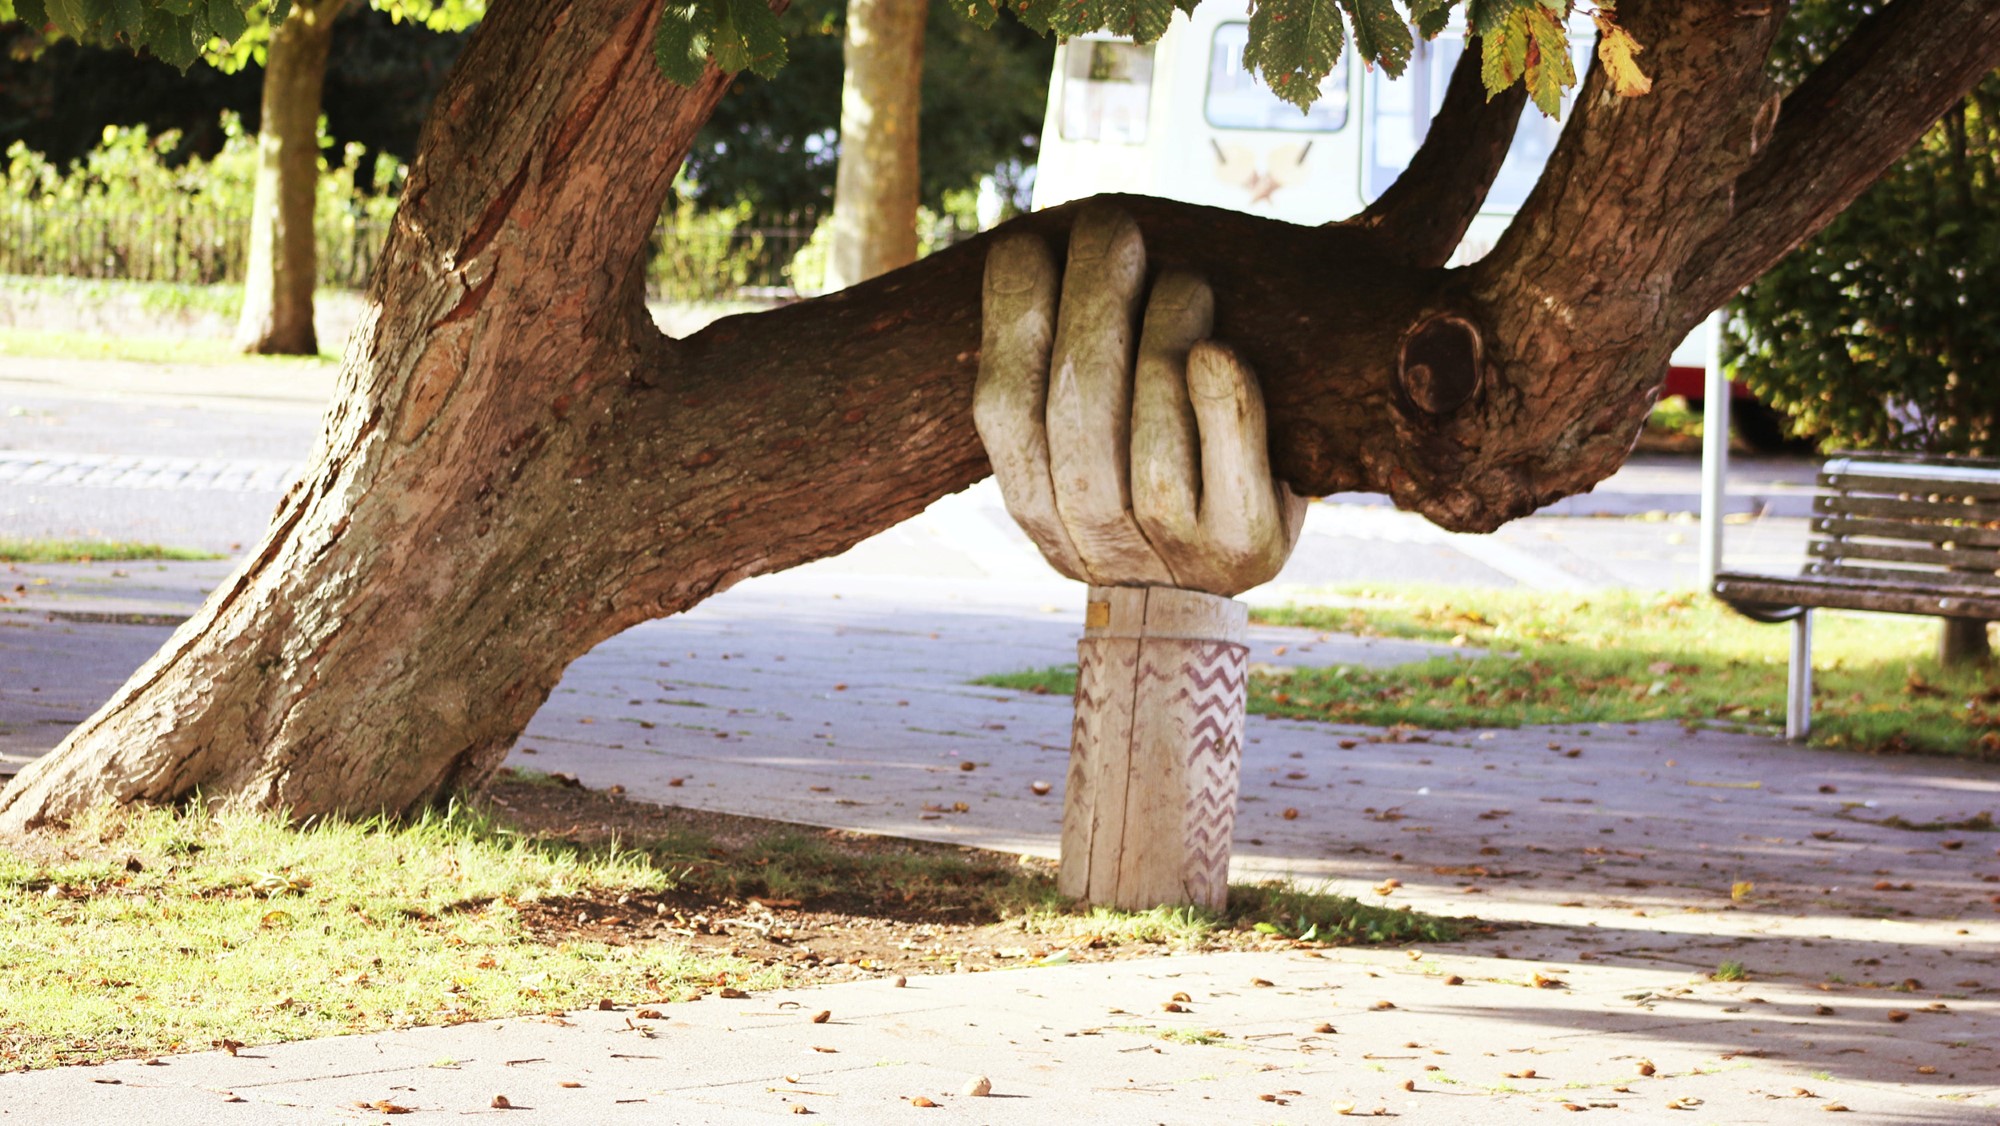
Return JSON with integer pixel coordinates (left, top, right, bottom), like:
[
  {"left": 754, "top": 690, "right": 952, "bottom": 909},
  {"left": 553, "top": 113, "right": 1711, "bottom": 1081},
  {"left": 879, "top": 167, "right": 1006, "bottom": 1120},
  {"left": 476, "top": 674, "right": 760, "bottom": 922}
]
[{"left": 1712, "top": 452, "right": 2000, "bottom": 740}]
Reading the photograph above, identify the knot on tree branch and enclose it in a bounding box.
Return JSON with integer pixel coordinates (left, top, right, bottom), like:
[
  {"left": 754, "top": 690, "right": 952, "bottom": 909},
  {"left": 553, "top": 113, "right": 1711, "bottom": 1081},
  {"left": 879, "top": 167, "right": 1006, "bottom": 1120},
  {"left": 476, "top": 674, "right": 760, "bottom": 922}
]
[{"left": 1397, "top": 313, "right": 1485, "bottom": 417}]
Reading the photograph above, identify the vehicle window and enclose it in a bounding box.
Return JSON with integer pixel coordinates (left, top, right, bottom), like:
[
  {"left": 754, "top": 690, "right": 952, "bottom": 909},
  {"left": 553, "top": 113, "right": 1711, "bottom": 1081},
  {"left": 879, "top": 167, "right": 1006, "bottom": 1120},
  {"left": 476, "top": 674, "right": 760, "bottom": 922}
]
[
  {"left": 1205, "top": 23, "right": 1347, "bottom": 133},
  {"left": 1364, "top": 33, "right": 1583, "bottom": 208},
  {"left": 1060, "top": 39, "right": 1155, "bottom": 144}
]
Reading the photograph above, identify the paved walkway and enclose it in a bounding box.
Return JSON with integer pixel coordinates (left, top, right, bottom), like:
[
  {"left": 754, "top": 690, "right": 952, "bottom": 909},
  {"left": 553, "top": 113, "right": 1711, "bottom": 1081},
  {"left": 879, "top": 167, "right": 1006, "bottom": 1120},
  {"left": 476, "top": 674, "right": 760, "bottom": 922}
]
[{"left": 5, "top": 539, "right": 2000, "bottom": 1121}]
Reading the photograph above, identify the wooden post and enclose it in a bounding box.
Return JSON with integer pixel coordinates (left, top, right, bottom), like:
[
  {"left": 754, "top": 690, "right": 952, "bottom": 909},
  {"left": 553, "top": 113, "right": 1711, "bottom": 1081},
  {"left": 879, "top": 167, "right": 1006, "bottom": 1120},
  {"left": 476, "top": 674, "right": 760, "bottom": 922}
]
[
  {"left": 1060, "top": 585, "right": 1248, "bottom": 911},
  {"left": 1941, "top": 618, "right": 1991, "bottom": 667}
]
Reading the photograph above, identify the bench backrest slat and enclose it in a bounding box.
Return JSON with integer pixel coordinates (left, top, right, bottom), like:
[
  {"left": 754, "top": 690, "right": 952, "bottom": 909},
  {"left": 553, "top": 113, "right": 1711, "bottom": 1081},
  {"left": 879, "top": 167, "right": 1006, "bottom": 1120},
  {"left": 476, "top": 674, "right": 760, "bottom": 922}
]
[
  {"left": 1809, "top": 538, "right": 2000, "bottom": 573},
  {"left": 1821, "top": 459, "right": 2000, "bottom": 498},
  {"left": 1813, "top": 515, "right": 2000, "bottom": 549},
  {"left": 1815, "top": 493, "right": 2000, "bottom": 524}
]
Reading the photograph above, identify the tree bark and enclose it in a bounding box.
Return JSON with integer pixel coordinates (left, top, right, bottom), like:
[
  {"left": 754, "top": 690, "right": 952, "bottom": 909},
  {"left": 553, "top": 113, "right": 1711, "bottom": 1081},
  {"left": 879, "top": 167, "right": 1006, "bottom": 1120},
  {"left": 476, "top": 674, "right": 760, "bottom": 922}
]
[
  {"left": 234, "top": 0, "right": 349, "bottom": 356},
  {"left": 826, "top": 0, "right": 926, "bottom": 289},
  {"left": 6, "top": 0, "right": 2000, "bottom": 832}
]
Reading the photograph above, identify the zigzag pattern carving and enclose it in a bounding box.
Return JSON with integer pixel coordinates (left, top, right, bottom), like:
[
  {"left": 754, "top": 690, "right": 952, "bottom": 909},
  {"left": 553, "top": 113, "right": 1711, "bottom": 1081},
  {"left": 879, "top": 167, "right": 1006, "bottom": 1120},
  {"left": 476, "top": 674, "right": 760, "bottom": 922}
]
[{"left": 1177, "top": 640, "right": 1246, "bottom": 909}]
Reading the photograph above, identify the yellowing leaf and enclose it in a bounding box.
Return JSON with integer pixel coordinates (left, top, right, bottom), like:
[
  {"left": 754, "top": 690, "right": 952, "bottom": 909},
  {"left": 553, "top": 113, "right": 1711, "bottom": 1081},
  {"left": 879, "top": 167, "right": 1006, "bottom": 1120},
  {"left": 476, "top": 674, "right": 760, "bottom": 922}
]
[
  {"left": 1480, "top": 13, "right": 1530, "bottom": 99},
  {"left": 1522, "top": 7, "right": 1575, "bottom": 119},
  {"left": 1731, "top": 880, "right": 1754, "bottom": 902},
  {"left": 1594, "top": 20, "right": 1653, "bottom": 97}
]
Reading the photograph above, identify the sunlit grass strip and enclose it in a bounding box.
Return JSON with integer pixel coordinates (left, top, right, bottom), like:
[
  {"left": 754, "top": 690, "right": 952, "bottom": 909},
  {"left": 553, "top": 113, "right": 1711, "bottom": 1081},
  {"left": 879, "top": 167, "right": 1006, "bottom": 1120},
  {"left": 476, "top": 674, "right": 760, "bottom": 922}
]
[
  {"left": 0, "top": 538, "right": 222, "bottom": 563},
  {"left": 0, "top": 804, "right": 772, "bottom": 1070},
  {"left": 1012, "top": 880, "right": 1462, "bottom": 947},
  {"left": 978, "top": 586, "right": 2000, "bottom": 758},
  {"left": 0, "top": 328, "right": 338, "bottom": 365}
]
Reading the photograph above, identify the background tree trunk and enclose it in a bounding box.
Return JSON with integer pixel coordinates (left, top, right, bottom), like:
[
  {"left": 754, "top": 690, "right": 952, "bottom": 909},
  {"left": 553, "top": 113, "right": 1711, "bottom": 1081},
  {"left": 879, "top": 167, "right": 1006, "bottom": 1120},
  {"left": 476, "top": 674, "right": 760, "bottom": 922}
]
[
  {"left": 234, "top": 0, "right": 349, "bottom": 356},
  {"left": 5, "top": 0, "right": 2000, "bottom": 833},
  {"left": 825, "top": 0, "right": 925, "bottom": 289}
]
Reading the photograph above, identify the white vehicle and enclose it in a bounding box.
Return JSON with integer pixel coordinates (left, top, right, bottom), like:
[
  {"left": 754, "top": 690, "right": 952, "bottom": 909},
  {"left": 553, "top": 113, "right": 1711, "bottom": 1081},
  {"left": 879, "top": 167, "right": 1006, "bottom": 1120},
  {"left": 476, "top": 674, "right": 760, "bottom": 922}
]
[
  {"left": 1031, "top": 7, "right": 1711, "bottom": 369},
  {"left": 1033, "top": 6, "right": 1585, "bottom": 263}
]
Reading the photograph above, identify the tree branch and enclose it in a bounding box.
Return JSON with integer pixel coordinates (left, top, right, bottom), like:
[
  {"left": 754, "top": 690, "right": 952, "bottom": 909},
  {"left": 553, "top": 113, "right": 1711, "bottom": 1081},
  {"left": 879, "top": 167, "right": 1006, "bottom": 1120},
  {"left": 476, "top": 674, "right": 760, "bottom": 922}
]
[
  {"left": 1341, "top": 36, "right": 1527, "bottom": 268},
  {"left": 1675, "top": 0, "right": 2000, "bottom": 318}
]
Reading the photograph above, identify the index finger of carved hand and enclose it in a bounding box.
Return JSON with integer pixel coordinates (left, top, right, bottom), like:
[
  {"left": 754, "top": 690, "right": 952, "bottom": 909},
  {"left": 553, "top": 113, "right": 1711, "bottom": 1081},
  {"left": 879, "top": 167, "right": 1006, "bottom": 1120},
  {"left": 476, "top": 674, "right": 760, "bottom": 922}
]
[
  {"left": 1046, "top": 207, "right": 1174, "bottom": 586},
  {"left": 976, "top": 233, "right": 1087, "bottom": 582}
]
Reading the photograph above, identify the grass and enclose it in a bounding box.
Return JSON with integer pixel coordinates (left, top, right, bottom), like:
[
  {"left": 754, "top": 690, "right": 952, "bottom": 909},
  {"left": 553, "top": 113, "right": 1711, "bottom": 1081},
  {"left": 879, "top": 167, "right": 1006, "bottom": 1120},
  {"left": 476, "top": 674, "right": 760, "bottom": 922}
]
[
  {"left": 0, "top": 538, "right": 223, "bottom": 563},
  {"left": 0, "top": 327, "right": 338, "bottom": 366},
  {"left": 0, "top": 790, "right": 1464, "bottom": 1070},
  {"left": 1714, "top": 960, "right": 1748, "bottom": 982},
  {"left": 0, "top": 802, "right": 775, "bottom": 1070},
  {"left": 0, "top": 275, "right": 249, "bottom": 321},
  {"left": 977, "top": 585, "right": 2000, "bottom": 758}
]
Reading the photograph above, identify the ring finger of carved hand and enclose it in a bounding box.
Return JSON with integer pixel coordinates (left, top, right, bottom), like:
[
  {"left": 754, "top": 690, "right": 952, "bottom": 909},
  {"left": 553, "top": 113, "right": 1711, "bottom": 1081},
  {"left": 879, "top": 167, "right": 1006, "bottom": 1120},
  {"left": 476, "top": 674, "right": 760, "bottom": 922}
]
[{"left": 1044, "top": 207, "right": 1175, "bottom": 587}]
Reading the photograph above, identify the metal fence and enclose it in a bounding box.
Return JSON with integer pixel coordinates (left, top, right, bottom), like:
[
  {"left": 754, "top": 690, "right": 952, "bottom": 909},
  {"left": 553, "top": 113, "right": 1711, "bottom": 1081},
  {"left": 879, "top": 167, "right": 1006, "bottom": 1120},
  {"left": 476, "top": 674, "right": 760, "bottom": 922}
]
[
  {"left": 0, "top": 201, "right": 837, "bottom": 302},
  {"left": 0, "top": 200, "right": 388, "bottom": 290}
]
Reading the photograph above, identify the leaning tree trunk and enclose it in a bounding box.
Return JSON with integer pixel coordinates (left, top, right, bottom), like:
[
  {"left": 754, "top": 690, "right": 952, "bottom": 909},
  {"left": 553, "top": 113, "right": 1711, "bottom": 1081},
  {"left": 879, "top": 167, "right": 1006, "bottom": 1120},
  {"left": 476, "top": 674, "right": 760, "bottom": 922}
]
[
  {"left": 234, "top": 0, "right": 349, "bottom": 356},
  {"left": 825, "top": 0, "right": 926, "bottom": 289},
  {"left": 5, "top": 0, "right": 2000, "bottom": 831}
]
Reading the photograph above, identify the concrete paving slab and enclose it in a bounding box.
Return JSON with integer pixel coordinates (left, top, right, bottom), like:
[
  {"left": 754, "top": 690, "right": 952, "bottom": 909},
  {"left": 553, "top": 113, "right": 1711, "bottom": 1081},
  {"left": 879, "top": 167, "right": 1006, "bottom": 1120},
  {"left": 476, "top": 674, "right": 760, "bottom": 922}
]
[{"left": 2, "top": 946, "right": 1992, "bottom": 1123}]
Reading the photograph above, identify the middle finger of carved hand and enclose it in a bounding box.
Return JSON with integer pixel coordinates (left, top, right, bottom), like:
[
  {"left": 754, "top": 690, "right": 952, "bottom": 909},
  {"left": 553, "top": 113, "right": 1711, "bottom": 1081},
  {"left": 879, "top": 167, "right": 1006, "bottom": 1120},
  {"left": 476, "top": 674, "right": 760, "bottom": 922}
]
[{"left": 1045, "top": 207, "right": 1174, "bottom": 586}]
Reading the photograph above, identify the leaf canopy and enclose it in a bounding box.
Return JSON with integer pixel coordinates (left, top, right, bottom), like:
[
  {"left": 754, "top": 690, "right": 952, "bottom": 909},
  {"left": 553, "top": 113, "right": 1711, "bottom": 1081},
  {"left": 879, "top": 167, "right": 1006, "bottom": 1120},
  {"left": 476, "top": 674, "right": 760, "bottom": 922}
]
[{"left": 3, "top": 0, "right": 1647, "bottom": 115}]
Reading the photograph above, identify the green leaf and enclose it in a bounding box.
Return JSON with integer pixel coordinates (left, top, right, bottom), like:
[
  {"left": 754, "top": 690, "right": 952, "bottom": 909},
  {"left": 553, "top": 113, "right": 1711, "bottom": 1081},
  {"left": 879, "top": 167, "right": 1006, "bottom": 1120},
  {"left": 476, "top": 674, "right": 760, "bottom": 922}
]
[
  {"left": 653, "top": 0, "right": 711, "bottom": 87},
  {"left": 1411, "top": 0, "right": 1453, "bottom": 39},
  {"left": 1010, "top": 0, "right": 1056, "bottom": 36},
  {"left": 269, "top": 0, "right": 290, "bottom": 23},
  {"left": 1243, "top": 0, "right": 1344, "bottom": 113},
  {"left": 44, "top": 0, "right": 88, "bottom": 37},
  {"left": 708, "top": 0, "right": 750, "bottom": 71},
  {"left": 1338, "top": 0, "right": 1408, "bottom": 77},
  {"left": 722, "top": 0, "right": 785, "bottom": 77},
  {"left": 1095, "top": 0, "right": 1176, "bottom": 43},
  {"left": 143, "top": 7, "right": 202, "bottom": 67},
  {"left": 1465, "top": 0, "right": 1529, "bottom": 38},
  {"left": 204, "top": 0, "right": 245, "bottom": 41},
  {"left": 957, "top": 0, "right": 996, "bottom": 31}
]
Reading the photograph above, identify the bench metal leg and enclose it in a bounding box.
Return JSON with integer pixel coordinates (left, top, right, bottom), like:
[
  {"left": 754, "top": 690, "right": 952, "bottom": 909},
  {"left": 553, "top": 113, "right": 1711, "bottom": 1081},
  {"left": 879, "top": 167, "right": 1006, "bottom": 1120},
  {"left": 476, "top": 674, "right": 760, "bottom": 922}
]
[{"left": 1786, "top": 610, "right": 1813, "bottom": 741}]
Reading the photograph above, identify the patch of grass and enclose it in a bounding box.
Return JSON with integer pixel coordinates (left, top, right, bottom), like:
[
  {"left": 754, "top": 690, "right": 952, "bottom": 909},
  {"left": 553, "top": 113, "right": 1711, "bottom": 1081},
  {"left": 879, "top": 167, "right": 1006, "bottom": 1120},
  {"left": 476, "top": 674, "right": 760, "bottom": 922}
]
[
  {"left": 0, "top": 538, "right": 222, "bottom": 563},
  {"left": 1231, "top": 880, "right": 1463, "bottom": 944},
  {"left": 0, "top": 328, "right": 337, "bottom": 366},
  {"left": 1014, "top": 879, "right": 1463, "bottom": 948},
  {"left": 0, "top": 782, "right": 1470, "bottom": 1070},
  {"left": 979, "top": 586, "right": 2000, "bottom": 758},
  {"left": 0, "top": 803, "right": 773, "bottom": 1069},
  {"left": 1714, "top": 960, "right": 1748, "bottom": 982},
  {"left": 0, "top": 276, "right": 249, "bottom": 321}
]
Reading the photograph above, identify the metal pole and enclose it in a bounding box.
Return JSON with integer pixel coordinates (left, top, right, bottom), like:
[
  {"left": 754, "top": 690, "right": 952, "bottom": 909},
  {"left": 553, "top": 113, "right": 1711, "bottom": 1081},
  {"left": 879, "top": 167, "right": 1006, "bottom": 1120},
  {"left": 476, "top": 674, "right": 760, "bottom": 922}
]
[
  {"left": 1786, "top": 610, "right": 1814, "bottom": 741},
  {"left": 1697, "top": 309, "right": 1731, "bottom": 590}
]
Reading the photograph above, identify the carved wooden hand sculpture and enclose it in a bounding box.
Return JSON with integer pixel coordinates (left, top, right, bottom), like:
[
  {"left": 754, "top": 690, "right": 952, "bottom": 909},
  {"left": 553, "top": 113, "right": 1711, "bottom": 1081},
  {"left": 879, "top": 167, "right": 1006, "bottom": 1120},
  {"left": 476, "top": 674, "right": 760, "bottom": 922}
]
[
  {"left": 975, "top": 208, "right": 1306, "bottom": 596},
  {"left": 976, "top": 207, "right": 1307, "bottom": 910}
]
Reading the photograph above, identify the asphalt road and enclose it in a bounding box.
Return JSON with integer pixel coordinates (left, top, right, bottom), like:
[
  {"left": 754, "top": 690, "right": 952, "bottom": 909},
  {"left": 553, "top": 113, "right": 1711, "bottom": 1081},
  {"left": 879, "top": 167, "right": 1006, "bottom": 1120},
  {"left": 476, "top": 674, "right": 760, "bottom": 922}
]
[{"left": 0, "top": 354, "right": 1818, "bottom": 586}]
